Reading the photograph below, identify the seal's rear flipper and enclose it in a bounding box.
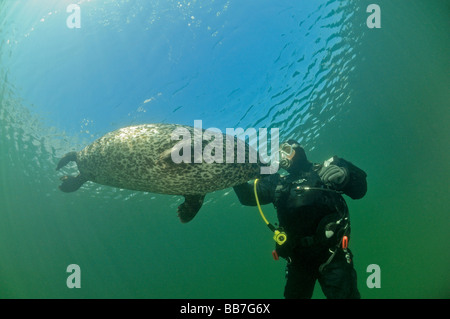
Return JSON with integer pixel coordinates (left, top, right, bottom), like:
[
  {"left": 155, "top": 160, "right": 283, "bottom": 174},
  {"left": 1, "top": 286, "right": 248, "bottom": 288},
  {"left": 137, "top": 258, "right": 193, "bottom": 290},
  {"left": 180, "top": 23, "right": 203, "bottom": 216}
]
[
  {"left": 56, "top": 151, "right": 78, "bottom": 170},
  {"left": 59, "top": 174, "right": 87, "bottom": 193},
  {"left": 177, "top": 194, "right": 205, "bottom": 223}
]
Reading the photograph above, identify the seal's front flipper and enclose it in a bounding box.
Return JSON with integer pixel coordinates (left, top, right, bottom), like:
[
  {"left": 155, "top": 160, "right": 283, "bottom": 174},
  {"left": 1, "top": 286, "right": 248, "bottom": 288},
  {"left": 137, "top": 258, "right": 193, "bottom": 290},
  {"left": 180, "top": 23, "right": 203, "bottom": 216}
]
[
  {"left": 177, "top": 195, "right": 205, "bottom": 223},
  {"left": 59, "top": 174, "right": 87, "bottom": 193}
]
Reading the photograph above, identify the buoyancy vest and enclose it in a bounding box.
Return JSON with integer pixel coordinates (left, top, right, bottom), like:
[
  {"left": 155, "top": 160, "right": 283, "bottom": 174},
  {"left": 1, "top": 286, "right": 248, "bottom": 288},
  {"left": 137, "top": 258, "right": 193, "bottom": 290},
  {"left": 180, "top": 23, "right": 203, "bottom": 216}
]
[{"left": 273, "top": 165, "right": 350, "bottom": 258}]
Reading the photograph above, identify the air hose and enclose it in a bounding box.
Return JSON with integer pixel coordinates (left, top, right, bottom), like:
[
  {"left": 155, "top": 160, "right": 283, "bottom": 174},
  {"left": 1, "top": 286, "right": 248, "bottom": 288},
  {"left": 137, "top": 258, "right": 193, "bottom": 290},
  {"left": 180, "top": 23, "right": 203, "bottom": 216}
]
[{"left": 254, "top": 179, "right": 287, "bottom": 245}]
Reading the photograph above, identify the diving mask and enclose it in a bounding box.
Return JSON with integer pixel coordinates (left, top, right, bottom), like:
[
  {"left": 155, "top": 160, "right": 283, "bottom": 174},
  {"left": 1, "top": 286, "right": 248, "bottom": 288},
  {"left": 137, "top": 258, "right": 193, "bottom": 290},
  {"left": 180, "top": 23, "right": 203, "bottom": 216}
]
[{"left": 279, "top": 143, "right": 296, "bottom": 170}]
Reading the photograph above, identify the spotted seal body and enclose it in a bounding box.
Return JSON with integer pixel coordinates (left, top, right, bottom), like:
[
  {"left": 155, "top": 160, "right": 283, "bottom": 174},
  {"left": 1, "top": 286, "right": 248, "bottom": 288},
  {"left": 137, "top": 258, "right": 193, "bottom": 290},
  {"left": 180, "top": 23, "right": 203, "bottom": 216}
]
[{"left": 57, "top": 123, "right": 261, "bottom": 222}]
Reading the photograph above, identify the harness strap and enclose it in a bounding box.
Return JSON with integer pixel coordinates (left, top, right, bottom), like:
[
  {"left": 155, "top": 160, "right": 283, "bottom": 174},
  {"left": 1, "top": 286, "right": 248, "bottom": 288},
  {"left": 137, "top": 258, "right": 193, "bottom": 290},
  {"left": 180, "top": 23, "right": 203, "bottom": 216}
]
[{"left": 318, "top": 249, "right": 338, "bottom": 273}]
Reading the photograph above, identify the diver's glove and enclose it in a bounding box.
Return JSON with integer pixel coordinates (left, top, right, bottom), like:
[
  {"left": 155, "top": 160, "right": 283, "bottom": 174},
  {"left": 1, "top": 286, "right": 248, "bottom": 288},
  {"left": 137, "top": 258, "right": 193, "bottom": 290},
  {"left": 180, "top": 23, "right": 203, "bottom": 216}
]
[{"left": 318, "top": 164, "right": 348, "bottom": 188}]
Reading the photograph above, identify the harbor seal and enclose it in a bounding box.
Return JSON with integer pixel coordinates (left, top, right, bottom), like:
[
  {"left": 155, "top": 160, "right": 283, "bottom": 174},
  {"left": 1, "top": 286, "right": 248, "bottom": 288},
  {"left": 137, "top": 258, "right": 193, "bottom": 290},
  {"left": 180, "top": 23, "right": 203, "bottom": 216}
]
[{"left": 56, "top": 123, "right": 262, "bottom": 223}]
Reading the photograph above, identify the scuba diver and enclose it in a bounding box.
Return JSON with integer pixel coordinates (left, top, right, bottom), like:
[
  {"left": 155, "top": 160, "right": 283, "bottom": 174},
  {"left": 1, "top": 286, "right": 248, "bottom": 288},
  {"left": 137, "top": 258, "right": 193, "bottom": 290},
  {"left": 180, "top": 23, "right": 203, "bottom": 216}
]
[{"left": 233, "top": 140, "right": 367, "bottom": 299}]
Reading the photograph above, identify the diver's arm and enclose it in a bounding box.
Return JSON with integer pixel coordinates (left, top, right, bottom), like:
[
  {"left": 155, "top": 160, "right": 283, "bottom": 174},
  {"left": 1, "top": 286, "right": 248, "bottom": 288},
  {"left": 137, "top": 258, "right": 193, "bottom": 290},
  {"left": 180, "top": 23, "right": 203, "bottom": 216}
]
[
  {"left": 326, "top": 156, "right": 367, "bottom": 199},
  {"left": 233, "top": 174, "right": 278, "bottom": 206},
  {"left": 233, "top": 183, "right": 257, "bottom": 206}
]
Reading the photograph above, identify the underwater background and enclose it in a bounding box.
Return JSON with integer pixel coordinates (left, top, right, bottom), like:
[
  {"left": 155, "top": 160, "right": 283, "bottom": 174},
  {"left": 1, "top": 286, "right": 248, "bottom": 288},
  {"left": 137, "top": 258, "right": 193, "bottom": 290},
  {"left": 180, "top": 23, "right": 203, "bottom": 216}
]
[{"left": 0, "top": 0, "right": 448, "bottom": 299}]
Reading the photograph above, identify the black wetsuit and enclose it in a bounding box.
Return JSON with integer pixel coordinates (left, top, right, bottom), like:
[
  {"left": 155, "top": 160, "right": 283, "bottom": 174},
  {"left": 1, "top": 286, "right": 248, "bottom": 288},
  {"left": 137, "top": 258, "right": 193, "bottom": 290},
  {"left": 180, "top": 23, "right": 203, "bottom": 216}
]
[{"left": 234, "top": 156, "right": 367, "bottom": 299}]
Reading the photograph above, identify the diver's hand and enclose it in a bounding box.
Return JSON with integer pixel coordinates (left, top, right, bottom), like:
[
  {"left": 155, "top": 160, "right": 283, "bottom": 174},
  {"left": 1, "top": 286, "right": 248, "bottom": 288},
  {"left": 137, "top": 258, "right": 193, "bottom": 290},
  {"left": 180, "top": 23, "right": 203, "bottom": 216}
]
[{"left": 318, "top": 164, "right": 348, "bottom": 188}]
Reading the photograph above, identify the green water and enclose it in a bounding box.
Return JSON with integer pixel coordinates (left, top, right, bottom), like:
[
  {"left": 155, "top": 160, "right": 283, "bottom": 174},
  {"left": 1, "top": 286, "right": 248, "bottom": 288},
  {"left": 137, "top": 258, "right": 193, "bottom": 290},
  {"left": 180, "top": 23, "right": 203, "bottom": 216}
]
[
  {"left": 0, "top": 1, "right": 449, "bottom": 299},
  {"left": 333, "top": 0, "right": 450, "bottom": 298}
]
